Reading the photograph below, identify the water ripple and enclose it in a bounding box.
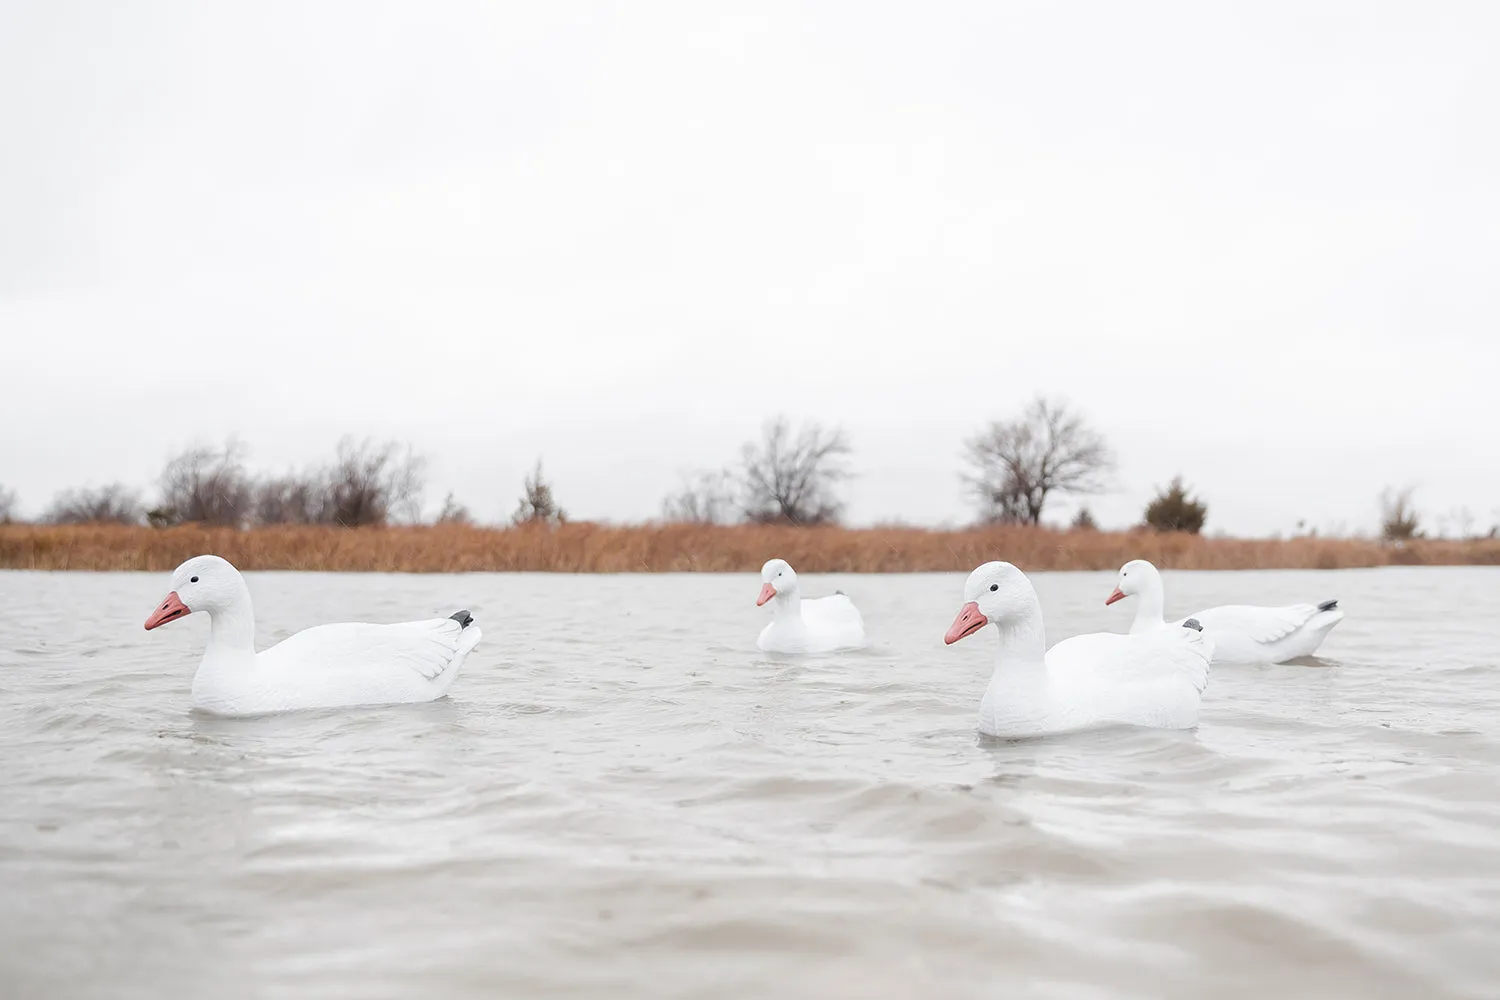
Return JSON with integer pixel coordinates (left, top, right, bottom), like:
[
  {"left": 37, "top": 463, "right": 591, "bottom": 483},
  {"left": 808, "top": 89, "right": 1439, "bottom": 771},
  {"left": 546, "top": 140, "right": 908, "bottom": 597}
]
[{"left": 2, "top": 566, "right": 1499, "bottom": 999}]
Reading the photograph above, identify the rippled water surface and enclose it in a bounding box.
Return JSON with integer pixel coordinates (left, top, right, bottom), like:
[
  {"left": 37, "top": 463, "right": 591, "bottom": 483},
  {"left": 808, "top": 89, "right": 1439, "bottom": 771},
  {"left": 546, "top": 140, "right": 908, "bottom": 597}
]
[{"left": 3, "top": 567, "right": 1499, "bottom": 999}]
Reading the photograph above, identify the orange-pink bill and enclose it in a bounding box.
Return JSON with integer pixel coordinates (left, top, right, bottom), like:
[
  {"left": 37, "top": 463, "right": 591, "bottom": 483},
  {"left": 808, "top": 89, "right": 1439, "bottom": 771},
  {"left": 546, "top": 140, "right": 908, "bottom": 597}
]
[
  {"left": 944, "top": 601, "right": 988, "bottom": 645},
  {"left": 145, "top": 591, "right": 190, "bottom": 630}
]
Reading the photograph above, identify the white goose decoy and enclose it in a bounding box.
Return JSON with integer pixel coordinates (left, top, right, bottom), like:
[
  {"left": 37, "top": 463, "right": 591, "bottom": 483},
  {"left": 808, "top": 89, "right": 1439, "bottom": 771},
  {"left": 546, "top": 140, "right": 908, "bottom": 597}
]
[
  {"left": 1106, "top": 559, "right": 1343, "bottom": 664},
  {"left": 144, "top": 554, "right": 481, "bottom": 716},
  {"left": 944, "top": 561, "right": 1212, "bottom": 738},
  {"left": 755, "top": 558, "right": 865, "bottom": 653}
]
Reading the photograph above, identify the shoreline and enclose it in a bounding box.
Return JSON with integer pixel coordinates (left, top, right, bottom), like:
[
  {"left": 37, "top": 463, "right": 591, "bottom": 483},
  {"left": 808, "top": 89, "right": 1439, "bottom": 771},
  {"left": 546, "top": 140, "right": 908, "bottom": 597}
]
[{"left": 2, "top": 523, "right": 1496, "bottom": 573}]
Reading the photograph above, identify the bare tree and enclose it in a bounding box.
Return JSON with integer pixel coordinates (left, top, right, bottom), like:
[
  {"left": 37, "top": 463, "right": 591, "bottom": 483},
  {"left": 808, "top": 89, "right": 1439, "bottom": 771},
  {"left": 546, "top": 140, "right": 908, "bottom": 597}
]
[
  {"left": 0, "top": 485, "right": 17, "bottom": 524},
  {"left": 975, "top": 477, "right": 1030, "bottom": 525},
  {"left": 1443, "top": 506, "right": 1476, "bottom": 540},
  {"left": 326, "top": 438, "right": 426, "bottom": 527},
  {"left": 513, "top": 460, "right": 565, "bottom": 525},
  {"left": 963, "top": 397, "right": 1113, "bottom": 526},
  {"left": 435, "top": 492, "right": 473, "bottom": 525},
  {"left": 153, "top": 439, "right": 253, "bottom": 527},
  {"left": 43, "top": 484, "right": 143, "bottom": 525},
  {"left": 243, "top": 440, "right": 428, "bottom": 527},
  {"left": 739, "top": 416, "right": 852, "bottom": 525},
  {"left": 252, "top": 472, "right": 329, "bottom": 525},
  {"left": 660, "top": 469, "right": 737, "bottom": 524},
  {"left": 1379, "top": 486, "right": 1420, "bottom": 541}
]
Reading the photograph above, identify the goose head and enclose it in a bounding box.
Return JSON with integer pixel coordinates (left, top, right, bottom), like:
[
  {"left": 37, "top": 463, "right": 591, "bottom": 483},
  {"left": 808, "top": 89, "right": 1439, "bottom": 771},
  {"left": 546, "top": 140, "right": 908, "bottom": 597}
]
[
  {"left": 1105, "top": 558, "right": 1159, "bottom": 606},
  {"left": 757, "top": 558, "right": 797, "bottom": 606},
  {"left": 944, "top": 561, "right": 1033, "bottom": 644},
  {"left": 144, "top": 554, "right": 243, "bottom": 630}
]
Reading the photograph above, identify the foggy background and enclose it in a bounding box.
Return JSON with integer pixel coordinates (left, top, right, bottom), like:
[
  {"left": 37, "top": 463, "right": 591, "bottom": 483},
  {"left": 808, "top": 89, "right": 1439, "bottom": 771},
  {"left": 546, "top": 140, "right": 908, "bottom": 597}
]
[{"left": 2, "top": 1, "right": 1496, "bottom": 534}]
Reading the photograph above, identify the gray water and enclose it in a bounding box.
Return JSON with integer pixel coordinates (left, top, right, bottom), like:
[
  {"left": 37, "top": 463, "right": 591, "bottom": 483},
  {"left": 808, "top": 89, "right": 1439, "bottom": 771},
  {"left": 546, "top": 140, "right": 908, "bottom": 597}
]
[{"left": 2, "top": 567, "right": 1498, "bottom": 999}]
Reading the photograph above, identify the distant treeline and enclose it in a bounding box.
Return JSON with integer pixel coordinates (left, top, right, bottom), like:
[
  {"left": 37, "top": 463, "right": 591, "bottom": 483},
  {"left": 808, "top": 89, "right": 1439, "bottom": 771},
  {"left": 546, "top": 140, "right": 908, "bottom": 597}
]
[
  {"left": 0, "top": 396, "right": 1489, "bottom": 542},
  {"left": 1, "top": 438, "right": 428, "bottom": 530}
]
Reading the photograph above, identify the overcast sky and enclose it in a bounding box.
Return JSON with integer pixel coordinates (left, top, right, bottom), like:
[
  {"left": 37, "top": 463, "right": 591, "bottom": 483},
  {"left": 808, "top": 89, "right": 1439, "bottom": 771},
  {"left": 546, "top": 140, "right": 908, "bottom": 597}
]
[{"left": 2, "top": 1, "right": 1496, "bottom": 535}]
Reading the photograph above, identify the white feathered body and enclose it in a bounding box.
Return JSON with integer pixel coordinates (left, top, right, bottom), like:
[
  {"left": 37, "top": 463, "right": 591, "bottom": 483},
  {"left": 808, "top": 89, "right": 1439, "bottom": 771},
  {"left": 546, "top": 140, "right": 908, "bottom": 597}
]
[
  {"left": 757, "top": 594, "right": 865, "bottom": 654},
  {"left": 1115, "top": 561, "right": 1343, "bottom": 664},
  {"left": 1134, "top": 603, "right": 1344, "bottom": 664},
  {"left": 192, "top": 617, "right": 481, "bottom": 717},
  {"left": 979, "top": 626, "right": 1213, "bottom": 738}
]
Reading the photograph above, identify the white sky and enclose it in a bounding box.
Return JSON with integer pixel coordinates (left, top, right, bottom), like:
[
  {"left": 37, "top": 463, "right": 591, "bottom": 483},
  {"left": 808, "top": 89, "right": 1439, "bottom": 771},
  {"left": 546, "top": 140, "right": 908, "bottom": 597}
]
[{"left": 2, "top": 1, "right": 1497, "bottom": 535}]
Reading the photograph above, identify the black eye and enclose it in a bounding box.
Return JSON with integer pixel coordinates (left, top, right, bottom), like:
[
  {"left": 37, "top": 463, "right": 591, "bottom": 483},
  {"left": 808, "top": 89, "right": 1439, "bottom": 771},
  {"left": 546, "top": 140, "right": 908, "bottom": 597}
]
[
  {"left": 190, "top": 576, "right": 199, "bottom": 583},
  {"left": 989, "top": 584, "right": 998, "bottom": 592}
]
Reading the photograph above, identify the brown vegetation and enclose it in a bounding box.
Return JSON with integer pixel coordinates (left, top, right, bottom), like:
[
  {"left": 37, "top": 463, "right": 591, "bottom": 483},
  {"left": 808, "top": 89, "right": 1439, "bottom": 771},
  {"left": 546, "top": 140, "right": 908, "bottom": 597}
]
[{"left": 3, "top": 522, "right": 1498, "bottom": 573}]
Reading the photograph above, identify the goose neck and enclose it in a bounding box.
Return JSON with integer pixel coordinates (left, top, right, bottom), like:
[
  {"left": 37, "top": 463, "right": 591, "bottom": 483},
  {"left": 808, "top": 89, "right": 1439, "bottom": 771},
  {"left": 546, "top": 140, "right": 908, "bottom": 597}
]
[
  {"left": 772, "top": 589, "right": 803, "bottom": 620},
  {"left": 1133, "top": 570, "right": 1167, "bottom": 630},
  {"left": 992, "top": 598, "right": 1048, "bottom": 674},
  {"left": 205, "top": 587, "right": 257, "bottom": 654}
]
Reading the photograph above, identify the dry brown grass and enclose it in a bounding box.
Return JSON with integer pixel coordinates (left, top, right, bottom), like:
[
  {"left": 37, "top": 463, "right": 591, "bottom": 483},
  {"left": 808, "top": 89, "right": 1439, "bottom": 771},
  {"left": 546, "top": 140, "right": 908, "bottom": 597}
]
[{"left": 2, "top": 522, "right": 1498, "bottom": 572}]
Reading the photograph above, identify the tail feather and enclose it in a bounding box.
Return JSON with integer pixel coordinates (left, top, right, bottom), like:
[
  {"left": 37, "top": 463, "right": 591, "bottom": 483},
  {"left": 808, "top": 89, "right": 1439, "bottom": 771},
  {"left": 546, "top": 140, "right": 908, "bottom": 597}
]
[{"left": 449, "top": 610, "right": 474, "bottom": 628}]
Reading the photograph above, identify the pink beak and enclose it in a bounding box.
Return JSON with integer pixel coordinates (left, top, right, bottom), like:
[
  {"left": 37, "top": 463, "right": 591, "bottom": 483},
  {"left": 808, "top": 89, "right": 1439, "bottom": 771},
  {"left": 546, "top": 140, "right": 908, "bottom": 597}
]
[
  {"left": 1104, "top": 587, "right": 1126, "bottom": 606},
  {"left": 756, "top": 583, "right": 777, "bottom": 607},
  {"left": 944, "top": 601, "right": 988, "bottom": 645},
  {"left": 145, "top": 591, "right": 191, "bottom": 630}
]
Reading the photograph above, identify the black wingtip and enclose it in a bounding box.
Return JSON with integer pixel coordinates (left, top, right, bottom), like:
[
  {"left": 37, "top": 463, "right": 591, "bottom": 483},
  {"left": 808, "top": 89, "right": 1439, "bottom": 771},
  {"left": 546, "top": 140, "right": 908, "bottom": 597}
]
[
  {"left": 1318, "top": 599, "right": 1338, "bottom": 613},
  {"left": 1181, "top": 618, "right": 1203, "bottom": 632},
  {"left": 835, "top": 589, "right": 846, "bottom": 596},
  {"left": 449, "top": 610, "right": 474, "bottom": 628}
]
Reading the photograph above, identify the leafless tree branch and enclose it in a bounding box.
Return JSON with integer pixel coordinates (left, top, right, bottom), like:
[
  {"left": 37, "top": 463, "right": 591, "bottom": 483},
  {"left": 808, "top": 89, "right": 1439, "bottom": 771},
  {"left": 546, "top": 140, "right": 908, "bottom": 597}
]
[
  {"left": 963, "top": 397, "right": 1113, "bottom": 525},
  {"left": 44, "top": 484, "right": 143, "bottom": 525},
  {"left": 153, "top": 438, "right": 253, "bottom": 527},
  {"left": 739, "top": 416, "right": 852, "bottom": 525}
]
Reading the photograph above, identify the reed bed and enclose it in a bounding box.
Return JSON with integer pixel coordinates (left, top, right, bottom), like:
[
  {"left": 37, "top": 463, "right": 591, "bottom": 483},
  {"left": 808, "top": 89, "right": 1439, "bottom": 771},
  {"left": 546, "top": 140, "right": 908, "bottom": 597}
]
[{"left": 2, "top": 523, "right": 1497, "bottom": 573}]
